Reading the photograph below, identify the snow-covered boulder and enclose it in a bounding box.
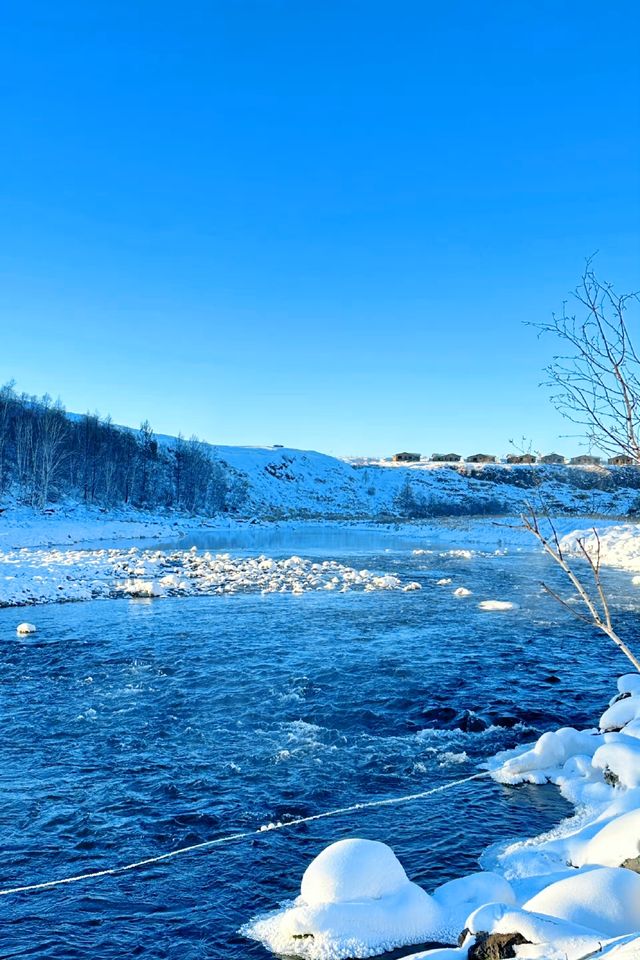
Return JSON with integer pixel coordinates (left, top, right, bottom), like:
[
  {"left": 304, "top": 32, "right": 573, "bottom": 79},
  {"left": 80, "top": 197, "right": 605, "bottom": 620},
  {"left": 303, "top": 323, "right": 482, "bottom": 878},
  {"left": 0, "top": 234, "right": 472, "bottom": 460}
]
[
  {"left": 491, "top": 728, "right": 600, "bottom": 785},
  {"left": 300, "top": 838, "right": 408, "bottom": 904},
  {"left": 592, "top": 738, "right": 640, "bottom": 789},
  {"left": 618, "top": 674, "right": 640, "bottom": 697},
  {"left": 600, "top": 696, "right": 640, "bottom": 733},
  {"left": 463, "top": 902, "right": 605, "bottom": 960},
  {"left": 577, "top": 807, "right": 640, "bottom": 869},
  {"left": 522, "top": 866, "right": 640, "bottom": 938},
  {"left": 241, "top": 838, "right": 445, "bottom": 959},
  {"left": 16, "top": 622, "right": 36, "bottom": 634},
  {"left": 431, "top": 871, "right": 515, "bottom": 940}
]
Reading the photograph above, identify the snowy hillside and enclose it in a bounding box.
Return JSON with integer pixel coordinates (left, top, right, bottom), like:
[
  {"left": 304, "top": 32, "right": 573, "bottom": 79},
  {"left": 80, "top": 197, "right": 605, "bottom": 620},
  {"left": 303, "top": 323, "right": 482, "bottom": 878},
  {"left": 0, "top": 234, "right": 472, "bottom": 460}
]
[{"left": 205, "top": 445, "right": 640, "bottom": 520}]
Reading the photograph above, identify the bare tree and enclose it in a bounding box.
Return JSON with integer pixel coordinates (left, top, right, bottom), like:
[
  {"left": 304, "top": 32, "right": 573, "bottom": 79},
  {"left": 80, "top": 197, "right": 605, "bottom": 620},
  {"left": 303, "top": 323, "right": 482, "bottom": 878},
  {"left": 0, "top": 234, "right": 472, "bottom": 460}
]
[
  {"left": 523, "top": 508, "right": 640, "bottom": 672},
  {"left": 538, "top": 259, "right": 640, "bottom": 459},
  {"left": 526, "top": 261, "right": 640, "bottom": 673}
]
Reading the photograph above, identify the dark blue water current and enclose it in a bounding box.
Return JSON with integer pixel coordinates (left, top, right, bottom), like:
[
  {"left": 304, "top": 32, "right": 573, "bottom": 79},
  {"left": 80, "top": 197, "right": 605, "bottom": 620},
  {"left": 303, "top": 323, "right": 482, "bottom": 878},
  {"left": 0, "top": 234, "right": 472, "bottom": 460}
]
[{"left": 0, "top": 525, "right": 637, "bottom": 959}]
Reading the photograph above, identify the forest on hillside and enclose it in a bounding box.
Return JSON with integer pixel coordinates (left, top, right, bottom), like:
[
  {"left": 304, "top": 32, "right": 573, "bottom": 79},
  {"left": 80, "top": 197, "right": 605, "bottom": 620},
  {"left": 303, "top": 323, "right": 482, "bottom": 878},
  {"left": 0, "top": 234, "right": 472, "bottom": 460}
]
[{"left": 0, "top": 383, "right": 231, "bottom": 515}]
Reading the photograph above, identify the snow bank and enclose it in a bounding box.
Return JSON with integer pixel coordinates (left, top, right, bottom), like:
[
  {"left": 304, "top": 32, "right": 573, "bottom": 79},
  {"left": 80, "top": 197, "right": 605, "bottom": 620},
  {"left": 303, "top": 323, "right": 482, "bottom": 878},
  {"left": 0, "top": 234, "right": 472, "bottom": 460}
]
[
  {"left": 560, "top": 523, "right": 640, "bottom": 574},
  {"left": 0, "top": 545, "right": 421, "bottom": 607}
]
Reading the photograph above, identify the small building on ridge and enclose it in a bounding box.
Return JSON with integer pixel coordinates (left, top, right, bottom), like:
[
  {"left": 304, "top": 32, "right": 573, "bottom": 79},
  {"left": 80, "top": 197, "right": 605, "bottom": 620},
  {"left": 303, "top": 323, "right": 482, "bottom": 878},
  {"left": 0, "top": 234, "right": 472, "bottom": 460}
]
[
  {"left": 465, "top": 453, "right": 496, "bottom": 463},
  {"left": 392, "top": 452, "right": 421, "bottom": 463},
  {"left": 506, "top": 453, "right": 537, "bottom": 464}
]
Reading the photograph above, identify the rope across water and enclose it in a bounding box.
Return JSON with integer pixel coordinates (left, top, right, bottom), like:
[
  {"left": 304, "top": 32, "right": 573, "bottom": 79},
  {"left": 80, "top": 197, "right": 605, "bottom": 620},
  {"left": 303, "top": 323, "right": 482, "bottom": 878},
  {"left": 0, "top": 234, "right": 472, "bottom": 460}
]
[{"left": 0, "top": 770, "right": 494, "bottom": 897}]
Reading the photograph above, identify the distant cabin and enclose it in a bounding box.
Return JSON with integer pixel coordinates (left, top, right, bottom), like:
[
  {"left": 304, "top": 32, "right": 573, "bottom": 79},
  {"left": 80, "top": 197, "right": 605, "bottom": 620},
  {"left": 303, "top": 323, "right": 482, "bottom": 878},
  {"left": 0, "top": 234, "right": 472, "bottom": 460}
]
[
  {"left": 570, "top": 455, "right": 601, "bottom": 466},
  {"left": 539, "top": 453, "right": 565, "bottom": 464},
  {"left": 506, "top": 454, "right": 537, "bottom": 464},
  {"left": 431, "top": 453, "right": 461, "bottom": 462},
  {"left": 608, "top": 454, "right": 635, "bottom": 466},
  {"left": 393, "top": 452, "right": 421, "bottom": 463},
  {"left": 465, "top": 453, "right": 496, "bottom": 464}
]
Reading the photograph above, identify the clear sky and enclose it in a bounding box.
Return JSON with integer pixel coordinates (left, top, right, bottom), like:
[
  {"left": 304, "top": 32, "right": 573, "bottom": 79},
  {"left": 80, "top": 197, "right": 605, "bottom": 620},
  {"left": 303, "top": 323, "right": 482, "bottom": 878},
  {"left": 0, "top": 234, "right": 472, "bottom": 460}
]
[{"left": 1, "top": 1, "right": 639, "bottom": 457}]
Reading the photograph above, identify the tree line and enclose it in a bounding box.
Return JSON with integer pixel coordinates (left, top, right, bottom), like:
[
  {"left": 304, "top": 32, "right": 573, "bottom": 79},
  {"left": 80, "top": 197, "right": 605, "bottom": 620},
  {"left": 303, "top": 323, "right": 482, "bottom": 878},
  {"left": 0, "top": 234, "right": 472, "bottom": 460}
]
[{"left": 0, "top": 383, "right": 232, "bottom": 515}]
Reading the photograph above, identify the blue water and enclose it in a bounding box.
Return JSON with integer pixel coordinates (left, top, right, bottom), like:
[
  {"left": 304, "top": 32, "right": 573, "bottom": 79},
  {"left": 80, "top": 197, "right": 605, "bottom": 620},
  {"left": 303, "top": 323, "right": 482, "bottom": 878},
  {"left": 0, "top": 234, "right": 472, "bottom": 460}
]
[{"left": 0, "top": 527, "right": 636, "bottom": 959}]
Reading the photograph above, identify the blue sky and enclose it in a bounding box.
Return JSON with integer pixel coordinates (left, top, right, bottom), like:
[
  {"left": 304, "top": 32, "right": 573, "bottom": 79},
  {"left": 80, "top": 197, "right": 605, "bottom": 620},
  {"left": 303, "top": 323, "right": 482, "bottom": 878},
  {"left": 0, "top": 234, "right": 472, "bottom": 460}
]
[{"left": 1, "top": 1, "right": 639, "bottom": 457}]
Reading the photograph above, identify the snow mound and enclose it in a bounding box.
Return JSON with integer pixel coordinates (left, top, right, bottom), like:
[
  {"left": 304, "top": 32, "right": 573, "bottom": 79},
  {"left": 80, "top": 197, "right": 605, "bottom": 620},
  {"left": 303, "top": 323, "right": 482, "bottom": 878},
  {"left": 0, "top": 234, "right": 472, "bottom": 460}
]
[
  {"left": 489, "top": 727, "right": 600, "bottom": 785},
  {"left": 578, "top": 807, "right": 640, "bottom": 868},
  {"left": 431, "top": 871, "right": 515, "bottom": 939},
  {"left": 523, "top": 866, "right": 640, "bottom": 937},
  {"left": 300, "top": 839, "right": 408, "bottom": 904},
  {"left": 600, "top": 696, "right": 640, "bottom": 732},
  {"left": 241, "top": 838, "right": 444, "bottom": 960},
  {"left": 592, "top": 739, "right": 640, "bottom": 789}
]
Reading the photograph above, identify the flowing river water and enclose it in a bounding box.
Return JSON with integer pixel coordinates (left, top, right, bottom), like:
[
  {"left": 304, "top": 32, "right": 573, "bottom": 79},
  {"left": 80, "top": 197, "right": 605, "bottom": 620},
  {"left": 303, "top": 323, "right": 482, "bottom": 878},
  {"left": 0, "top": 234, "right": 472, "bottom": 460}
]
[{"left": 0, "top": 523, "right": 636, "bottom": 958}]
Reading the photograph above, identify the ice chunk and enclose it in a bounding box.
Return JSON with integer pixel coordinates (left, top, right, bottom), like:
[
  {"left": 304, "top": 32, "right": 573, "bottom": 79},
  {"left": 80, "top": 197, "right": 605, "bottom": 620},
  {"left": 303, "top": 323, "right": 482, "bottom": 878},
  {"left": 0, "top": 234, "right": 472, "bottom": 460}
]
[
  {"left": 16, "top": 622, "right": 36, "bottom": 634},
  {"left": 478, "top": 600, "right": 515, "bottom": 611}
]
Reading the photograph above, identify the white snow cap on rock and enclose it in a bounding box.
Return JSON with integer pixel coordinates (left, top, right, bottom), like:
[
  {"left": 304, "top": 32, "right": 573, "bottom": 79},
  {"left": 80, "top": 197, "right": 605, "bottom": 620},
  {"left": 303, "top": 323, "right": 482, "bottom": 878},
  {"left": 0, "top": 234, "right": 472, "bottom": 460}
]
[
  {"left": 16, "top": 622, "right": 36, "bottom": 634},
  {"left": 577, "top": 806, "right": 640, "bottom": 868},
  {"left": 523, "top": 866, "right": 640, "bottom": 938},
  {"left": 431, "top": 871, "right": 515, "bottom": 940},
  {"left": 241, "top": 838, "right": 444, "bottom": 960}
]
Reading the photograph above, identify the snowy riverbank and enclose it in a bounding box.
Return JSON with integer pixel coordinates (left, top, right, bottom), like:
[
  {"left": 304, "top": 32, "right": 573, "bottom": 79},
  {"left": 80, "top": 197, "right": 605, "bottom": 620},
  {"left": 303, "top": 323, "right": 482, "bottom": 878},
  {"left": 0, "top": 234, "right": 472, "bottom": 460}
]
[{"left": 244, "top": 675, "right": 640, "bottom": 959}]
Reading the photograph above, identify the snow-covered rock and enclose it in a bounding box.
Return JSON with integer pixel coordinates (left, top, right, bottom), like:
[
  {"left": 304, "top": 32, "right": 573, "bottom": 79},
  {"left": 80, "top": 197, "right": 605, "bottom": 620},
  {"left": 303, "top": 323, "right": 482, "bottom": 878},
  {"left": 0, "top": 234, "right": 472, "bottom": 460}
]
[
  {"left": 522, "top": 867, "right": 640, "bottom": 938},
  {"left": 242, "top": 839, "right": 444, "bottom": 960},
  {"left": 592, "top": 739, "right": 640, "bottom": 789},
  {"left": 431, "top": 871, "right": 515, "bottom": 939},
  {"left": 0, "top": 546, "right": 421, "bottom": 607},
  {"left": 577, "top": 807, "right": 640, "bottom": 868}
]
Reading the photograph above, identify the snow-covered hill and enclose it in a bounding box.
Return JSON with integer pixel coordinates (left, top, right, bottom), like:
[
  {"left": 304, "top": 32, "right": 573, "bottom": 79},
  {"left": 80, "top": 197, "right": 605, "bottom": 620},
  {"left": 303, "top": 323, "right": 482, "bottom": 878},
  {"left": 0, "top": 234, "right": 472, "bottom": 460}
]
[{"left": 205, "top": 445, "right": 640, "bottom": 520}]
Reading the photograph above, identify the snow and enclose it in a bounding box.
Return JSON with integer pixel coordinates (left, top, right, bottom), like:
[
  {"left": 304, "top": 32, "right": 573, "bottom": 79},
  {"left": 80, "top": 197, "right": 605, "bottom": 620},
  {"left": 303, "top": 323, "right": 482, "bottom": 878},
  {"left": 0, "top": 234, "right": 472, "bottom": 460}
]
[
  {"left": 592, "top": 739, "right": 640, "bottom": 789},
  {"left": 578, "top": 808, "right": 640, "bottom": 868},
  {"left": 430, "top": 871, "right": 516, "bottom": 939},
  {"left": 246, "top": 673, "right": 640, "bottom": 960},
  {"left": 478, "top": 600, "right": 516, "bottom": 611},
  {"left": 16, "top": 621, "right": 36, "bottom": 634},
  {"left": 522, "top": 867, "right": 640, "bottom": 938},
  {"left": 300, "top": 839, "right": 410, "bottom": 904},
  {"left": 0, "top": 546, "right": 421, "bottom": 607},
  {"left": 242, "top": 839, "right": 444, "bottom": 960},
  {"left": 561, "top": 524, "right": 640, "bottom": 575},
  {"left": 453, "top": 586, "right": 472, "bottom": 597}
]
